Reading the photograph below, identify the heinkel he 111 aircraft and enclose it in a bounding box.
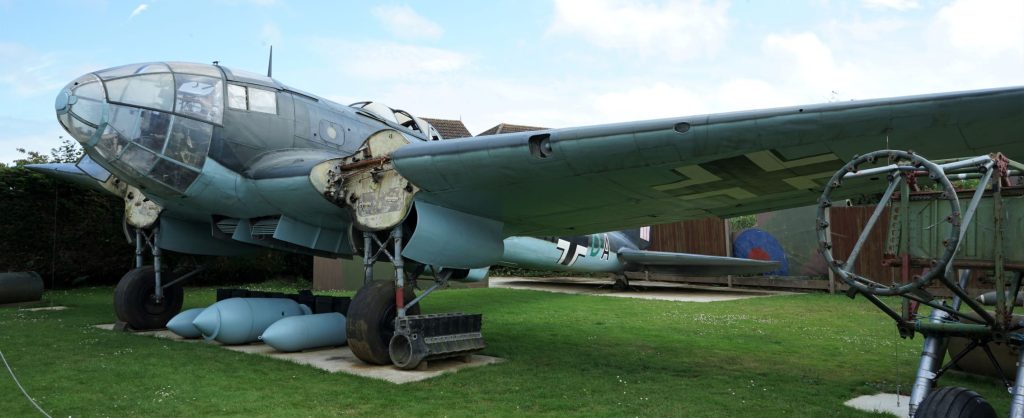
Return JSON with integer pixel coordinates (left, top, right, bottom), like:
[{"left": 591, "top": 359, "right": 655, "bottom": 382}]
[{"left": 31, "top": 60, "right": 1023, "bottom": 370}]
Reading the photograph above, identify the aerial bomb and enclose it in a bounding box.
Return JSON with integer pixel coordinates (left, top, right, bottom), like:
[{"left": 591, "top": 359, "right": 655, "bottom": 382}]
[
  {"left": 166, "top": 308, "right": 206, "bottom": 338},
  {"left": 0, "top": 272, "right": 44, "bottom": 304},
  {"left": 977, "top": 291, "right": 1024, "bottom": 306},
  {"left": 192, "top": 298, "right": 311, "bottom": 345},
  {"left": 260, "top": 312, "right": 347, "bottom": 352}
]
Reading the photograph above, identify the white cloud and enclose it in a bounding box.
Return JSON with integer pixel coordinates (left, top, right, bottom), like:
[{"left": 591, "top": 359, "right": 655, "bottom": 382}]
[
  {"left": 549, "top": 0, "right": 730, "bottom": 59},
  {"left": 312, "top": 39, "right": 469, "bottom": 80},
  {"left": 861, "top": 0, "right": 919, "bottom": 11},
  {"left": 762, "top": 33, "right": 844, "bottom": 90},
  {"left": 0, "top": 43, "right": 69, "bottom": 98},
  {"left": 715, "top": 79, "right": 790, "bottom": 111},
  {"left": 128, "top": 3, "right": 148, "bottom": 20},
  {"left": 934, "top": 0, "right": 1024, "bottom": 57},
  {"left": 262, "top": 22, "right": 282, "bottom": 46},
  {"left": 591, "top": 82, "right": 708, "bottom": 122},
  {"left": 372, "top": 5, "right": 443, "bottom": 40}
]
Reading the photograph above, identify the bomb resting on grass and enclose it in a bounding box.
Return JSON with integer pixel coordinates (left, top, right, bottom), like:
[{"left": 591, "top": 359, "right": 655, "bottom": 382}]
[{"left": 192, "top": 298, "right": 311, "bottom": 344}]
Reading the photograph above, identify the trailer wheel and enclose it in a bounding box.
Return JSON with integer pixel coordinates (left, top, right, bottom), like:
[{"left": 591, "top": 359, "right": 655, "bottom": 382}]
[
  {"left": 916, "top": 387, "right": 996, "bottom": 418},
  {"left": 346, "top": 280, "right": 419, "bottom": 365}
]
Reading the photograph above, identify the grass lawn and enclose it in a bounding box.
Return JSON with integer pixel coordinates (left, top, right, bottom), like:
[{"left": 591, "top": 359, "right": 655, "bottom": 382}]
[{"left": 0, "top": 282, "right": 1011, "bottom": 417}]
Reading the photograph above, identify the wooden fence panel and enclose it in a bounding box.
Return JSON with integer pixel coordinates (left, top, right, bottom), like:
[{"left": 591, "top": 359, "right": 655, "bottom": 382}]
[
  {"left": 649, "top": 218, "right": 728, "bottom": 256},
  {"left": 828, "top": 206, "right": 896, "bottom": 284}
]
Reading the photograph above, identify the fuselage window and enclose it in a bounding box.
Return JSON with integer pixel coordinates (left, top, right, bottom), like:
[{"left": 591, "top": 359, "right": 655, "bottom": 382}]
[
  {"left": 226, "top": 83, "right": 277, "bottom": 114},
  {"left": 249, "top": 88, "right": 277, "bottom": 114},
  {"left": 227, "top": 84, "right": 247, "bottom": 109}
]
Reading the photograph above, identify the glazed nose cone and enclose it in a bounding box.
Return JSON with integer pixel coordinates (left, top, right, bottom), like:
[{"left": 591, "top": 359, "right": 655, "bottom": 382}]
[{"left": 55, "top": 88, "right": 71, "bottom": 114}]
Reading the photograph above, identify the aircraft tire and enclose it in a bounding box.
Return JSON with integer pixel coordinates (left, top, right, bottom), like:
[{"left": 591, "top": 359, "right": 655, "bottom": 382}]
[
  {"left": 113, "top": 266, "right": 184, "bottom": 330},
  {"left": 347, "top": 280, "right": 419, "bottom": 365},
  {"left": 915, "top": 387, "right": 996, "bottom": 418}
]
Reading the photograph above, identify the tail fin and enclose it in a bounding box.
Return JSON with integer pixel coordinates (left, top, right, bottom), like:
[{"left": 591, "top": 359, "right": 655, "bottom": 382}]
[{"left": 618, "top": 226, "right": 652, "bottom": 250}]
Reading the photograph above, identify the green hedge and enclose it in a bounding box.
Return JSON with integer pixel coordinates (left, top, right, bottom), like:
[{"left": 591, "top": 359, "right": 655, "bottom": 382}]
[{"left": 0, "top": 164, "right": 310, "bottom": 288}]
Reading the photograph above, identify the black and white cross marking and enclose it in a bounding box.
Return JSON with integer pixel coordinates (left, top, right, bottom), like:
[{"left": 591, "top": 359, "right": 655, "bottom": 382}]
[{"left": 555, "top": 239, "right": 587, "bottom": 266}]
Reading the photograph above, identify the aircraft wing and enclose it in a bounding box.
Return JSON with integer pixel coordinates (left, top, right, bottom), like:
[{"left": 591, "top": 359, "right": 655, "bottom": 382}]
[
  {"left": 617, "top": 248, "right": 779, "bottom": 276},
  {"left": 392, "top": 87, "right": 1024, "bottom": 236},
  {"left": 25, "top": 155, "right": 118, "bottom": 196}
]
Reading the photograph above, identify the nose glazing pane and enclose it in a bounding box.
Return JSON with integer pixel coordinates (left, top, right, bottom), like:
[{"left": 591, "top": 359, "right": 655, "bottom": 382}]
[
  {"left": 117, "top": 144, "right": 158, "bottom": 174},
  {"left": 69, "top": 97, "right": 104, "bottom": 126},
  {"left": 97, "top": 62, "right": 170, "bottom": 80},
  {"left": 165, "top": 117, "right": 212, "bottom": 167},
  {"left": 136, "top": 110, "right": 171, "bottom": 151},
  {"left": 167, "top": 62, "right": 222, "bottom": 78},
  {"left": 67, "top": 116, "right": 97, "bottom": 144},
  {"left": 105, "top": 73, "right": 174, "bottom": 111},
  {"left": 149, "top": 159, "right": 200, "bottom": 192},
  {"left": 174, "top": 74, "right": 223, "bottom": 124},
  {"left": 96, "top": 125, "right": 130, "bottom": 160},
  {"left": 72, "top": 79, "right": 104, "bottom": 101}
]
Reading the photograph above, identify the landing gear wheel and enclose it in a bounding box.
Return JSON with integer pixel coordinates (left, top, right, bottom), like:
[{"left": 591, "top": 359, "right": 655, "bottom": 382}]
[
  {"left": 346, "top": 280, "right": 420, "bottom": 365},
  {"left": 916, "top": 387, "right": 996, "bottom": 418},
  {"left": 113, "top": 266, "right": 183, "bottom": 330},
  {"left": 612, "top": 276, "right": 630, "bottom": 291}
]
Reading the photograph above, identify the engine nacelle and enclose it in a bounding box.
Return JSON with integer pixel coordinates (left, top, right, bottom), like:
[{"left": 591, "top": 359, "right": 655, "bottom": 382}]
[{"left": 403, "top": 200, "right": 504, "bottom": 269}]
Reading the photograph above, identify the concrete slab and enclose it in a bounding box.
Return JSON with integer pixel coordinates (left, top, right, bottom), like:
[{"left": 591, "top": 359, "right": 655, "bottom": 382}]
[
  {"left": 18, "top": 306, "right": 69, "bottom": 312},
  {"left": 94, "top": 324, "right": 502, "bottom": 384},
  {"left": 844, "top": 393, "right": 910, "bottom": 418},
  {"left": 489, "top": 276, "right": 791, "bottom": 302}
]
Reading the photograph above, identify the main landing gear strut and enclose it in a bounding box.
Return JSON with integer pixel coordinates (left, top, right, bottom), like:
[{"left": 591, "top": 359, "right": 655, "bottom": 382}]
[
  {"left": 112, "top": 225, "right": 204, "bottom": 330},
  {"left": 346, "top": 226, "right": 486, "bottom": 370}
]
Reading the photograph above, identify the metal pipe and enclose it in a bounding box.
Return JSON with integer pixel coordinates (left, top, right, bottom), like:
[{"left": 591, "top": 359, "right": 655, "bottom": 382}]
[
  {"left": 1009, "top": 272, "right": 1024, "bottom": 318},
  {"left": 394, "top": 227, "right": 406, "bottom": 317},
  {"left": 903, "top": 291, "right": 986, "bottom": 324},
  {"left": 947, "top": 170, "right": 1021, "bottom": 180},
  {"left": 909, "top": 309, "right": 951, "bottom": 418},
  {"left": 1010, "top": 346, "right": 1024, "bottom": 418},
  {"left": 846, "top": 175, "right": 902, "bottom": 271},
  {"left": 914, "top": 321, "right": 991, "bottom": 337},
  {"left": 951, "top": 269, "right": 972, "bottom": 311},
  {"left": 938, "top": 155, "right": 994, "bottom": 172},
  {"left": 161, "top": 265, "right": 207, "bottom": 289},
  {"left": 938, "top": 272, "right": 997, "bottom": 325},
  {"left": 134, "top": 229, "right": 144, "bottom": 269},
  {"left": 843, "top": 164, "right": 914, "bottom": 180},
  {"left": 995, "top": 181, "right": 1006, "bottom": 328},
  {"left": 405, "top": 280, "right": 441, "bottom": 311},
  {"left": 151, "top": 226, "right": 163, "bottom": 300},
  {"left": 363, "top": 232, "right": 373, "bottom": 284}
]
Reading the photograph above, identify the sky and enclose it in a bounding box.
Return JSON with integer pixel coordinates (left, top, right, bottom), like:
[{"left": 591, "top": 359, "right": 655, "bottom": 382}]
[{"left": 0, "top": 0, "right": 1021, "bottom": 163}]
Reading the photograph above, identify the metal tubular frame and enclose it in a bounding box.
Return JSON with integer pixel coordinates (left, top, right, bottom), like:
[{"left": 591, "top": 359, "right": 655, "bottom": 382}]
[{"left": 819, "top": 151, "right": 1024, "bottom": 417}]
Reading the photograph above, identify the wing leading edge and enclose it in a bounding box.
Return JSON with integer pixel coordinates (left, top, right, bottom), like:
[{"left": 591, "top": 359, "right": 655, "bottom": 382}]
[{"left": 393, "top": 87, "right": 1024, "bottom": 236}]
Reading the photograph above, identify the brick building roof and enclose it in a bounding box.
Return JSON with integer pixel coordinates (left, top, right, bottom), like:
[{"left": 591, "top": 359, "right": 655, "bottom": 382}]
[
  {"left": 421, "top": 117, "right": 472, "bottom": 139},
  {"left": 477, "top": 123, "right": 548, "bottom": 136}
]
